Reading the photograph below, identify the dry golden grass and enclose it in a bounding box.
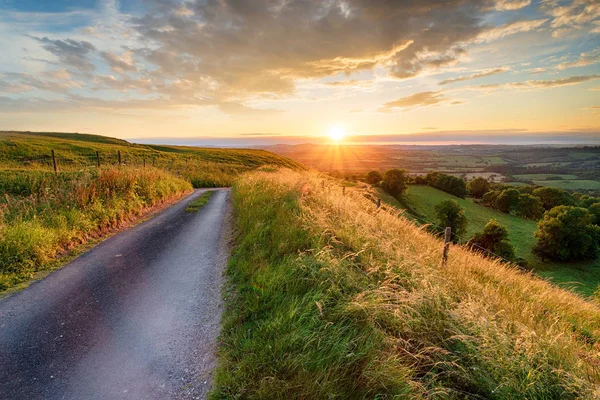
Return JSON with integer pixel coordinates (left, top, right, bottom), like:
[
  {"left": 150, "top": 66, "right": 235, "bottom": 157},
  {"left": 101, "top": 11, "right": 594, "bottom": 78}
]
[{"left": 214, "top": 168, "right": 600, "bottom": 398}]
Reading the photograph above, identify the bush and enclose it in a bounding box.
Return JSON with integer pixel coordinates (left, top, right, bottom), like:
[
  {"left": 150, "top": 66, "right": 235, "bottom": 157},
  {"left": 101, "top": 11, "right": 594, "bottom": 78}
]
[
  {"left": 516, "top": 194, "right": 545, "bottom": 220},
  {"left": 482, "top": 190, "right": 500, "bottom": 207},
  {"left": 365, "top": 171, "right": 383, "bottom": 185},
  {"left": 426, "top": 171, "right": 468, "bottom": 198},
  {"left": 434, "top": 200, "right": 468, "bottom": 241},
  {"left": 534, "top": 206, "right": 600, "bottom": 261},
  {"left": 588, "top": 203, "right": 600, "bottom": 226},
  {"left": 467, "top": 177, "right": 491, "bottom": 198},
  {"left": 468, "top": 220, "right": 516, "bottom": 261},
  {"left": 495, "top": 188, "right": 521, "bottom": 213},
  {"left": 532, "top": 187, "right": 575, "bottom": 210},
  {"left": 382, "top": 169, "right": 408, "bottom": 197}
]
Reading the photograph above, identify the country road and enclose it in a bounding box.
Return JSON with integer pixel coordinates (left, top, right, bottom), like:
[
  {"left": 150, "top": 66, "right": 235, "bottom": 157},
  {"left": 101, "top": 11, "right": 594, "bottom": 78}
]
[{"left": 0, "top": 188, "right": 231, "bottom": 400}]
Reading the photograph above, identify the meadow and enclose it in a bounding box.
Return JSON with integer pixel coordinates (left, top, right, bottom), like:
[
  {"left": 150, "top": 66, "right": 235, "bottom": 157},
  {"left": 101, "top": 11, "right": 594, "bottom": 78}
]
[
  {"left": 0, "top": 131, "right": 301, "bottom": 292},
  {"left": 211, "top": 168, "right": 600, "bottom": 399},
  {"left": 397, "top": 185, "right": 600, "bottom": 296}
]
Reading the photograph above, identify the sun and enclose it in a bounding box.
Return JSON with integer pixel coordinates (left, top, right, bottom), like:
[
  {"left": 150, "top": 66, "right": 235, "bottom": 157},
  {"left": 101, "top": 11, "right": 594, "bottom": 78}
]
[{"left": 328, "top": 125, "right": 347, "bottom": 142}]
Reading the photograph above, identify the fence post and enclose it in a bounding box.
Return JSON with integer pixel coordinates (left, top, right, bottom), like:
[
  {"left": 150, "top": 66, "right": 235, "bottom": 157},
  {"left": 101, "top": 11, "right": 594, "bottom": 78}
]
[
  {"left": 96, "top": 151, "right": 100, "bottom": 167},
  {"left": 143, "top": 156, "right": 146, "bottom": 168},
  {"left": 377, "top": 198, "right": 381, "bottom": 209},
  {"left": 118, "top": 150, "right": 122, "bottom": 166},
  {"left": 342, "top": 186, "right": 346, "bottom": 196},
  {"left": 152, "top": 158, "right": 155, "bottom": 167},
  {"left": 441, "top": 227, "right": 451, "bottom": 266},
  {"left": 51, "top": 150, "right": 57, "bottom": 175}
]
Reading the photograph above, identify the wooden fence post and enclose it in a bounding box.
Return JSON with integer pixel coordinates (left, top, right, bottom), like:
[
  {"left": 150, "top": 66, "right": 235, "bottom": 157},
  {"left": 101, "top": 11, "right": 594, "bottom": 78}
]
[
  {"left": 118, "top": 150, "right": 122, "bottom": 166},
  {"left": 342, "top": 186, "right": 346, "bottom": 196},
  {"left": 377, "top": 198, "right": 381, "bottom": 209},
  {"left": 51, "top": 150, "right": 57, "bottom": 175},
  {"left": 96, "top": 151, "right": 100, "bottom": 167},
  {"left": 143, "top": 156, "right": 146, "bottom": 168},
  {"left": 441, "top": 227, "right": 451, "bottom": 266}
]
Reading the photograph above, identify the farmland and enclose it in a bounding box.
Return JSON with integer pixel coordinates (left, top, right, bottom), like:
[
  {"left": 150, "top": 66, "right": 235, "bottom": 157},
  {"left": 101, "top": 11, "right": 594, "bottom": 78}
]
[{"left": 266, "top": 143, "right": 600, "bottom": 193}]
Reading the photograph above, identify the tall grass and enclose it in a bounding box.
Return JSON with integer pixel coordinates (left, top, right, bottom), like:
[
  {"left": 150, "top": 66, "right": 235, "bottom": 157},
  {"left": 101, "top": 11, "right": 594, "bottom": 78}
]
[
  {"left": 0, "top": 167, "right": 192, "bottom": 290},
  {"left": 211, "top": 169, "right": 600, "bottom": 399}
]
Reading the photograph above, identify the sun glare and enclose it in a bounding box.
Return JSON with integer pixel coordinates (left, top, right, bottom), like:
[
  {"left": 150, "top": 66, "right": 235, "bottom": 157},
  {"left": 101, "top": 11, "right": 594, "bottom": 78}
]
[{"left": 328, "top": 126, "right": 347, "bottom": 142}]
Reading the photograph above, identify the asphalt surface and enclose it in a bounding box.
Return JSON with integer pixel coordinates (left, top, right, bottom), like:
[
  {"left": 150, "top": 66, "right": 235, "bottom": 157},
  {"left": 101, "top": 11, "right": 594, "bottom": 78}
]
[{"left": 0, "top": 189, "right": 231, "bottom": 400}]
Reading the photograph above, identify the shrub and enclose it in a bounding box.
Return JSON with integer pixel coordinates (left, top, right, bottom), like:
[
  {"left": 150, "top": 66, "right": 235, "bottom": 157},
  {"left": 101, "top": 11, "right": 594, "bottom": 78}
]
[
  {"left": 467, "top": 177, "right": 490, "bottom": 198},
  {"left": 482, "top": 190, "right": 500, "bottom": 208},
  {"left": 434, "top": 200, "right": 468, "bottom": 241},
  {"left": 381, "top": 169, "right": 408, "bottom": 197},
  {"left": 468, "top": 220, "right": 516, "bottom": 261},
  {"left": 532, "top": 187, "right": 575, "bottom": 210},
  {"left": 365, "top": 171, "right": 383, "bottom": 185},
  {"left": 534, "top": 206, "right": 600, "bottom": 261},
  {"left": 495, "top": 188, "right": 521, "bottom": 213},
  {"left": 516, "top": 194, "right": 545, "bottom": 220}
]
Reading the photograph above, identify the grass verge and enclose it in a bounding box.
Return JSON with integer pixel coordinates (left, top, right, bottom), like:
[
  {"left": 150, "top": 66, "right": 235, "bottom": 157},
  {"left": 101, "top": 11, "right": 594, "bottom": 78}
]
[
  {"left": 0, "top": 167, "right": 192, "bottom": 291},
  {"left": 211, "top": 169, "right": 600, "bottom": 399},
  {"left": 186, "top": 190, "right": 215, "bottom": 212}
]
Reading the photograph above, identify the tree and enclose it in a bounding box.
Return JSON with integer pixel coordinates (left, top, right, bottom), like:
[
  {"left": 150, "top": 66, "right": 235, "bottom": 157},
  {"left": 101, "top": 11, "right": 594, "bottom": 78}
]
[
  {"left": 580, "top": 195, "right": 600, "bottom": 208},
  {"left": 434, "top": 200, "right": 468, "bottom": 241},
  {"left": 482, "top": 190, "right": 500, "bottom": 208},
  {"left": 366, "top": 171, "right": 382, "bottom": 185},
  {"left": 516, "top": 194, "right": 545, "bottom": 220},
  {"left": 532, "top": 187, "right": 575, "bottom": 210},
  {"left": 382, "top": 169, "right": 408, "bottom": 197},
  {"left": 495, "top": 188, "right": 521, "bottom": 213},
  {"left": 468, "top": 220, "right": 516, "bottom": 261},
  {"left": 467, "top": 177, "right": 490, "bottom": 198},
  {"left": 589, "top": 203, "right": 600, "bottom": 226},
  {"left": 533, "top": 206, "right": 600, "bottom": 261}
]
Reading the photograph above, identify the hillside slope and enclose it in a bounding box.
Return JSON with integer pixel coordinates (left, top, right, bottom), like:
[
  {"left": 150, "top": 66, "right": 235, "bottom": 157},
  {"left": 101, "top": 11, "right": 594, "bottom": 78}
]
[
  {"left": 212, "top": 169, "right": 600, "bottom": 399},
  {"left": 394, "top": 185, "right": 600, "bottom": 296},
  {"left": 0, "top": 131, "right": 302, "bottom": 186}
]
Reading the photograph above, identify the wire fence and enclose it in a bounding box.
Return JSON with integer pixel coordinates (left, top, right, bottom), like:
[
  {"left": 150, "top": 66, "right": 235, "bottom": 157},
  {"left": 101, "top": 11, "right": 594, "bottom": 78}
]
[
  {"left": 337, "top": 181, "right": 521, "bottom": 268},
  {"left": 8, "top": 149, "right": 203, "bottom": 173}
]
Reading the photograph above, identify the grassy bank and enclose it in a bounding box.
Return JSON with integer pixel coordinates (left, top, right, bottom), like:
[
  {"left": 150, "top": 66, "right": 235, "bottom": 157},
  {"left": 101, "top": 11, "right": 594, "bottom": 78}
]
[
  {"left": 398, "top": 185, "right": 600, "bottom": 296},
  {"left": 0, "top": 131, "right": 302, "bottom": 187},
  {"left": 0, "top": 167, "right": 192, "bottom": 291},
  {"left": 211, "top": 169, "right": 600, "bottom": 399}
]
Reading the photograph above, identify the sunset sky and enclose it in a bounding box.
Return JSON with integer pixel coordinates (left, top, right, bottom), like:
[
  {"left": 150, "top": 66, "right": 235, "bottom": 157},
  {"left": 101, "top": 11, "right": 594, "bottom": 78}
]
[{"left": 0, "top": 0, "right": 599, "bottom": 143}]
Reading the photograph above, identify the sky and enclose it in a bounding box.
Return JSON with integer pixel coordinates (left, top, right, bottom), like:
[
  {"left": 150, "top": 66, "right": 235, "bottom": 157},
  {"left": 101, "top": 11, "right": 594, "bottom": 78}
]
[{"left": 0, "top": 0, "right": 599, "bottom": 144}]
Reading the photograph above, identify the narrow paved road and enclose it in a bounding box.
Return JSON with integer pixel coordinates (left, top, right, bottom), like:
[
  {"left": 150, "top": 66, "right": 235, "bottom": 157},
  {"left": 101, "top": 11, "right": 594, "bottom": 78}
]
[{"left": 0, "top": 189, "right": 231, "bottom": 400}]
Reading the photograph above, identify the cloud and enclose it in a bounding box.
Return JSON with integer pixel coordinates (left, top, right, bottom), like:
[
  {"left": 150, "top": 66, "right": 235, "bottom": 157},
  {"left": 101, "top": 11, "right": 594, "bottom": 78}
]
[
  {"left": 101, "top": 51, "right": 137, "bottom": 74},
  {"left": 477, "top": 19, "right": 548, "bottom": 42},
  {"left": 379, "top": 91, "right": 456, "bottom": 112},
  {"left": 556, "top": 50, "right": 600, "bottom": 70},
  {"left": 439, "top": 67, "right": 510, "bottom": 85},
  {"left": 492, "top": 0, "right": 532, "bottom": 11},
  {"left": 31, "top": 36, "right": 96, "bottom": 72},
  {"left": 542, "top": 0, "right": 600, "bottom": 36},
  {"left": 324, "top": 80, "right": 372, "bottom": 87},
  {"left": 475, "top": 74, "right": 600, "bottom": 90}
]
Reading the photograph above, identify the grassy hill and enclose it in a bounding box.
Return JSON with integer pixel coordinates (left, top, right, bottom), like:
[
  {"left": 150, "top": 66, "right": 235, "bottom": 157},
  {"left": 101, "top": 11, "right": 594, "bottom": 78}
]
[
  {"left": 393, "top": 185, "right": 600, "bottom": 296},
  {"left": 0, "top": 131, "right": 302, "bottom": 187},
  {"left": 211, "top": 168, "right": 600, "bottom": 398}
]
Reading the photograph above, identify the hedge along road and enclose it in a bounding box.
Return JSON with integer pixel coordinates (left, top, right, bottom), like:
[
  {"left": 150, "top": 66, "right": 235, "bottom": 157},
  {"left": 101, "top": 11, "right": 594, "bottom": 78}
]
[{"left": 0, "top": 188, "right": 231, "bottom": 400}]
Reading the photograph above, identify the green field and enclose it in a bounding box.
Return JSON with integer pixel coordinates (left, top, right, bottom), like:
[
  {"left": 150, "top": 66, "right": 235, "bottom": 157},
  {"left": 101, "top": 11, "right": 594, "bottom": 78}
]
[
  {"left": 397, "top": 185, "right": 600, "bottom": 296},
  {"left": 534, "top": 180, "right": 600, "bottom": 190},
  {"left": 514, "top": 174, "right": 578, "bottom": 181}
]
